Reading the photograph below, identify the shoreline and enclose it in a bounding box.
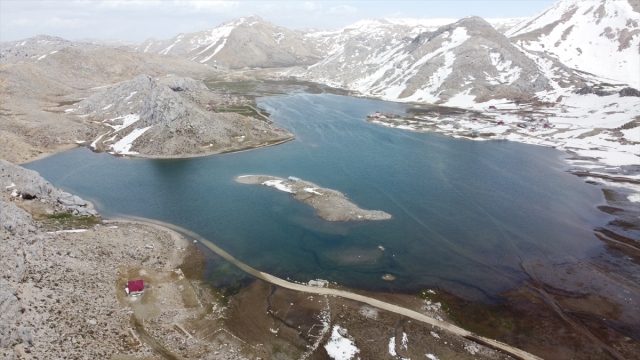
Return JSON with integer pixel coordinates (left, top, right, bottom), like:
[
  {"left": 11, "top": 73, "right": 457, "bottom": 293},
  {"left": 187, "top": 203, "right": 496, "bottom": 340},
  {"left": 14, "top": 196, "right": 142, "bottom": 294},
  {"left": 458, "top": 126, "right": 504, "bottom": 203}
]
[
  {"left": 119, "top": 215, "right": 541, "bottom": 360},
  {"left": 115, "top": 136, "right": 295, "bottom": 160},
  {"left": 18, "top": 143, "right": 80, "bottom": 165}
]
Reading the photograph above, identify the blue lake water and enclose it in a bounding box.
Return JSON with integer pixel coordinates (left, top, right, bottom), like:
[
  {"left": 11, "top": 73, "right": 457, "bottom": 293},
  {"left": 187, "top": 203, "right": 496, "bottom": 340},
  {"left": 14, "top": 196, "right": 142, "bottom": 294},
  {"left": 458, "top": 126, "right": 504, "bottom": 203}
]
[{"left": 25, "top": 93, "right": 611, "bottom": 301}]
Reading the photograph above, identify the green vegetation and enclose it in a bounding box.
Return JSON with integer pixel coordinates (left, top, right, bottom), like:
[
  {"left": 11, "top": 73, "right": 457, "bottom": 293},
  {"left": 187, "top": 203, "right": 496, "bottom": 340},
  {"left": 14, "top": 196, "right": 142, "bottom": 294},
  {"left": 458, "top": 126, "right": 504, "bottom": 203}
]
[
  {"left": 272, "top": 343, "right": 284, "bottom": 354},
  {"left": 204, "top": 80, "right": 261, "bottom": 94},
  {"left": 39, "top": 212, "right": 101, "bottom": 231},
  {"left": 218, "top": 280, "right": 245, "bottom": 306},
  {"left": 218, "top": 105, "right": 270, "bottom": 119}
]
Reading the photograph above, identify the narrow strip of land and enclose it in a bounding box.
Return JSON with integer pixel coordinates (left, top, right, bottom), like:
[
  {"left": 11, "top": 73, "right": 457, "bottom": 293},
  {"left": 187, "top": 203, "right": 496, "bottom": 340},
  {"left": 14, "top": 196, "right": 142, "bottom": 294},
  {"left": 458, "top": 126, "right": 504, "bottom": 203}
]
[{"left": 123, "top": 216, "right": 543, "bottom": 360}]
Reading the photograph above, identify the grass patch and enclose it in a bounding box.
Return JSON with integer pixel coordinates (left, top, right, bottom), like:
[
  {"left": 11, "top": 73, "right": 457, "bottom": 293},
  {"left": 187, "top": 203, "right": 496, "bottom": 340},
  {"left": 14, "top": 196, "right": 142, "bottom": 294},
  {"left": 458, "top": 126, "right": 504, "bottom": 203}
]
[
  {"left": 219, "top": 106, "right": 270, "bottom": 119},
  {"left": 39, "top": 212, "right": 101, "bottom": 231}
]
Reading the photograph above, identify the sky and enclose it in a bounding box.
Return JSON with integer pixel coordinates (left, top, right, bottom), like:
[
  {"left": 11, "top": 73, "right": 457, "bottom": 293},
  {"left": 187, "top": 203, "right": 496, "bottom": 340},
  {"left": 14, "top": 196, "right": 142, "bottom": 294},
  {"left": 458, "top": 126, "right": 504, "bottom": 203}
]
[{"left": 0, "top": 0, "right": 556, "bottom": 43}]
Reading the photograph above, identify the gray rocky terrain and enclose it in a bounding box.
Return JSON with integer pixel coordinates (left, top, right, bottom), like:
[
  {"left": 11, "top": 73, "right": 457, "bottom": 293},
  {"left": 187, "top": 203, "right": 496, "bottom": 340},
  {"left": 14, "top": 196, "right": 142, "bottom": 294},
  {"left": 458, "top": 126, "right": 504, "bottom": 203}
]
[
  {"left": 0, "top": 35, "right": 99, "bottom": 64},
  {"left": 137, "top": 15, "right": 321, "bottom": 69},
  {"left": 76, "top": 74, "right": 293, "bottom": 157},
  {"left": 0, "top": 39, "right": 296, "bottom": 163},
  {"left": 0, "top": 159, "right": 97, "bottom": 219}
]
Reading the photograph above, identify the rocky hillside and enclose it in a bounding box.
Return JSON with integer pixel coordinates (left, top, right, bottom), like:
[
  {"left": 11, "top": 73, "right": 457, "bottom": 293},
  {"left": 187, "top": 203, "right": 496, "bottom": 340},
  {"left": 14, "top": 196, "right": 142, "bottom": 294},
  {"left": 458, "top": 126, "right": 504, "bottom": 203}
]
[
  {"left": 137, "top": 15, "right": 320, "bottom": 69},
  {"left": 294, "top": 16, "right": 584, "bottom": 104},
  {"left": 506, "top": 0, "right": 640, "bottom": 87},
  {"left": 0, "top": 43, "right": 220, "bottom": 164},
  {"left": 0, "top": 35, "right": 141, "bottom": 65},
  {"left": 75, "top": 74, "right": 293, "bottom": 157},
  {"left": 0, "top": 35, "right": 96, "bottom": 64},
  {"left": 0, "top": 159, "right": 97, "bottom": 221}
]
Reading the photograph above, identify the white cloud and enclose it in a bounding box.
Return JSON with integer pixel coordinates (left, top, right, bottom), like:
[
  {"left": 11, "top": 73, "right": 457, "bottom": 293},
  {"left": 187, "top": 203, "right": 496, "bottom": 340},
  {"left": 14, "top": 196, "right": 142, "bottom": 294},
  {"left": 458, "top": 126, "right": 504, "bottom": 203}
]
[
  {"left": 97, "top": 1, "right": 163, "bottom": 10},
  {"left": 329, "top": 5, "right": 357, "bottom": 14},
  {"left": 172, "top": 0, "right": 240, "bottom": 12},
  {"left": 299, "top": 1, "right": 322, "bottom": 12},
  {"left": 8, "top": 18, "right": 37, "bottom": 27},
  {"left": 44, "top": 17, "right": 96, "bottom": 29},
  {"left": 0, "top": 1, "right": 555, "bottom": 42}
]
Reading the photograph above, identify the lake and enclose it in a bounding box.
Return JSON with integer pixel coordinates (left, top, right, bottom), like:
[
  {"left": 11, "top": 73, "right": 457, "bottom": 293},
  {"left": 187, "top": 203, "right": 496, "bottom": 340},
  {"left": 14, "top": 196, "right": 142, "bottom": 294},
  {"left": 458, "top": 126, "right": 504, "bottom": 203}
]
[{"left": 25, "top": 93, "right": 611, "bottom": 301}]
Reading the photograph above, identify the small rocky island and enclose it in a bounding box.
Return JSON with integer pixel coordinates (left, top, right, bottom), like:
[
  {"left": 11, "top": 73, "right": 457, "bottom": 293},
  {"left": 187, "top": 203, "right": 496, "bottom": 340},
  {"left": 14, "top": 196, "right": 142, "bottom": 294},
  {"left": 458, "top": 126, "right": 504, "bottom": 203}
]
[{"left": 235, "top": 175, "right": 391, "bottom": 222}]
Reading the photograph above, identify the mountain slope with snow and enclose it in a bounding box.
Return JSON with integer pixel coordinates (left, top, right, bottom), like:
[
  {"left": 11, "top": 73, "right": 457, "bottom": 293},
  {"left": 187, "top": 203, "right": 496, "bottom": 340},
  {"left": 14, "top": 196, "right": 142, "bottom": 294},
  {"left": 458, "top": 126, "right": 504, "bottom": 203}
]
[
  {"left": 294, "top": 16, "right": 584, "bottom": 105},
  {"left": 137, "top": 15, "right": 320, "bottom": 69},
  {"left": 506, "top": 0, "right": 640, "bottom": 87}
]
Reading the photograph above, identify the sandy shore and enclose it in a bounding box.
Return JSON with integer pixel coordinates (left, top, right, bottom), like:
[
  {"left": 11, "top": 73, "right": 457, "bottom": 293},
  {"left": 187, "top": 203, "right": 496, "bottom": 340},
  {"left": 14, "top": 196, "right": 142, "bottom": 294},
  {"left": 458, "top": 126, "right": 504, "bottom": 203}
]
[{"left": 235, "top": 175, "right": 392, "bottom": 221}]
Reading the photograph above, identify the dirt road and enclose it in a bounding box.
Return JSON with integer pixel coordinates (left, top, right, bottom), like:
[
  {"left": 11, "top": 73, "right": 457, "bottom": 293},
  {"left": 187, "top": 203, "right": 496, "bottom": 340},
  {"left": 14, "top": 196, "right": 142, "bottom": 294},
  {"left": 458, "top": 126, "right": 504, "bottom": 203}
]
[{"left": 125, "top": 216, "right": 543, "bottom": 360}]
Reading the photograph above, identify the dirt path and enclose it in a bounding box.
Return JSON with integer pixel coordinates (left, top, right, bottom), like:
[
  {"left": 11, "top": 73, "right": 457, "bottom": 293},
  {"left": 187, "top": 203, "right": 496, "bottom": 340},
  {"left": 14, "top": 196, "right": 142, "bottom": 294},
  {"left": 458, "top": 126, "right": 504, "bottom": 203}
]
[
  {"left": 122, "top": 217, "right": 543, "bottom": 360},
  {"left": 131, "top": 315, "right": 186, "bottom": 360},
  {"left": 245, "top": 104, "right": 271, "bottom": 122}
]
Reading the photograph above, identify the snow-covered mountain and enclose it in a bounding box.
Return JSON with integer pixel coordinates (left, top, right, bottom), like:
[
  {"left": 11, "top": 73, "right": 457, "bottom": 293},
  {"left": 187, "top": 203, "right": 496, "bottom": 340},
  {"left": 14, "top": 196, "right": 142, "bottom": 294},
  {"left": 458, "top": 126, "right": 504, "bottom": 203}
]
[
  {"left": 294, "top": 16, "right": 584, "bottom": 105},
  {"left": 506, "top": 0, "right": 640, "bottom": 87},
  {"left": 136, "top": 15, "right": 320, "bottom": 69}
]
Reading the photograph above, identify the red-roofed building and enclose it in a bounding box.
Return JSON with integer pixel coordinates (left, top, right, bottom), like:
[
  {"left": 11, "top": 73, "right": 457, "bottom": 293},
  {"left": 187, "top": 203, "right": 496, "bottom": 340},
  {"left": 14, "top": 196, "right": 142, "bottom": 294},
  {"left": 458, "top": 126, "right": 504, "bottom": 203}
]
[{"left": 126, "top": 280, "right": 144, "bottom": 295}]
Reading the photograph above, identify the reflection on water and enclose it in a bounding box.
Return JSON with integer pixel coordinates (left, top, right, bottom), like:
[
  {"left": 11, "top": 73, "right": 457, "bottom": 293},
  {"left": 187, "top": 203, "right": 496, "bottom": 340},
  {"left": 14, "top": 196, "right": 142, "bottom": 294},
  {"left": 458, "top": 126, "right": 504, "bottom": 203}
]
[{"left": 25, "top": 93, "right": 611, "bottom": 301}]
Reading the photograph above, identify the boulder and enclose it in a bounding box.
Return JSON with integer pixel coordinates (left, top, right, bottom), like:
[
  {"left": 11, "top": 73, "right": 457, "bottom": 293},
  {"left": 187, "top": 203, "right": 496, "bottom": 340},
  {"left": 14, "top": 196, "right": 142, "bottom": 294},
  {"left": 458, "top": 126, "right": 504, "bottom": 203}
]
[{"left": 619, "top": 87, "right": 640, "bottom": 97}]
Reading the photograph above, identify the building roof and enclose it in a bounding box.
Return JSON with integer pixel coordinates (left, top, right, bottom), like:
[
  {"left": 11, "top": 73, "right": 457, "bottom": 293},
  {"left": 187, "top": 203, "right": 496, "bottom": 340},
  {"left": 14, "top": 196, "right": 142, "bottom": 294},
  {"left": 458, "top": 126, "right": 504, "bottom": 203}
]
[{"left": 127, "top": 280, "right": 144, "bottom": 292}]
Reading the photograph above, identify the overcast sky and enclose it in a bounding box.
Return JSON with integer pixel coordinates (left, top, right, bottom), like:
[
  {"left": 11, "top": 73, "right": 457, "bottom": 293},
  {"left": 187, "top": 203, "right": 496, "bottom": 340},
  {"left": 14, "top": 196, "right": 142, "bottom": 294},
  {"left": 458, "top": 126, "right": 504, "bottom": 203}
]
[{"left": 0, "top": 0, "right": 556, "bottom": 43}]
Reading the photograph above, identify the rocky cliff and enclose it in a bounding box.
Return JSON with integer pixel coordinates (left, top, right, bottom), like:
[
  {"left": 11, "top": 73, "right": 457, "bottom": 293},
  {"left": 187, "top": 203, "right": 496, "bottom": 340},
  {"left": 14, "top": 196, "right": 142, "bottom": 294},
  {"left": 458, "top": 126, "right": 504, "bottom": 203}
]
[{"left": 0, "top": 159, "right": 97, "bottom": 219}]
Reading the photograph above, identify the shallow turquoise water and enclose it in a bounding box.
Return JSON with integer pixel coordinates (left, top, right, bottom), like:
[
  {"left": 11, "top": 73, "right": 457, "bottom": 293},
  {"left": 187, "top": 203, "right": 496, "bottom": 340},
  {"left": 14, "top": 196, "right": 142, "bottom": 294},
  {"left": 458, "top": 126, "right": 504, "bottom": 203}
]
[{"left": 25, "top": 93, "right": 611, "bottom": 301}]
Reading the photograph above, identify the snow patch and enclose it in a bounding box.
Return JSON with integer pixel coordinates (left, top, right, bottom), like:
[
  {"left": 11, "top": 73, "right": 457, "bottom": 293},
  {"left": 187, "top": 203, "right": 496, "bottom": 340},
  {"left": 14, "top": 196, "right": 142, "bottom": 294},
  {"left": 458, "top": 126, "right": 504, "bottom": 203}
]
[
  {"left": 324, "top": 326, "right": 359, "bottom": 360},
  {"left": 262, "top": 180, "right": 293, "bottom": 193},
  {"left": 304, "top": 187, "right": 323, "bottom": 195},
  {"left": 110, "top": 126, "right": 152, "bottom": 155}
]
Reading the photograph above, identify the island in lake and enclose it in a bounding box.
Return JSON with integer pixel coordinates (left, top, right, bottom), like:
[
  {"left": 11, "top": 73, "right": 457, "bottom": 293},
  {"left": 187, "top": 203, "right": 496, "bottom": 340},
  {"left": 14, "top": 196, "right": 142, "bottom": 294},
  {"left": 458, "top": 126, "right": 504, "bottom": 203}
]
[{"left": 235, "top": 175, "right": 392, "bottom": 222}]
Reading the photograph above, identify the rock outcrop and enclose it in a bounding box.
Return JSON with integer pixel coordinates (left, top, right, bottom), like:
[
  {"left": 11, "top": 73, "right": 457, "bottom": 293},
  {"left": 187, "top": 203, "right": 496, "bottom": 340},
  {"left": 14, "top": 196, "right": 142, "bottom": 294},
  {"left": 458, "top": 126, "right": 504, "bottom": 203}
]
[
  {"left": 76, "top": 74, "right": 293, "bottom": 157},
  {"left": 0, "top": 159, "right": 97, "bottom": 217},
  {"left": 619, "top": 87, "right": 640, "bottom": 97}
]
